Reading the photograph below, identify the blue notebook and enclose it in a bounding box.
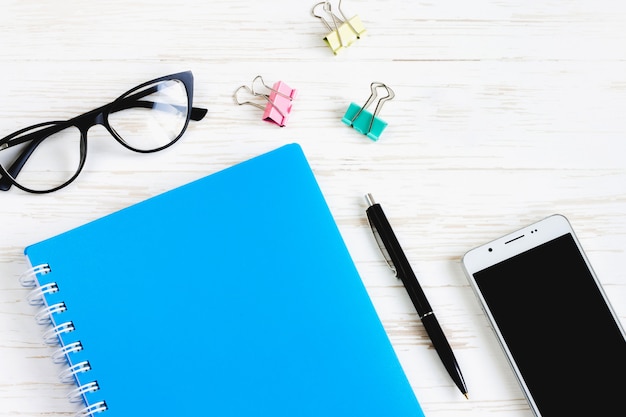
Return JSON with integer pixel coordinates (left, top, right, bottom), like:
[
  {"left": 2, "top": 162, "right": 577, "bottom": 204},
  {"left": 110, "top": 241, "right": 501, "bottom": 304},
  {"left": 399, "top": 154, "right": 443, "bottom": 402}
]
[{"left": 23, "top": 144, "right": 425, "bottom": 417}]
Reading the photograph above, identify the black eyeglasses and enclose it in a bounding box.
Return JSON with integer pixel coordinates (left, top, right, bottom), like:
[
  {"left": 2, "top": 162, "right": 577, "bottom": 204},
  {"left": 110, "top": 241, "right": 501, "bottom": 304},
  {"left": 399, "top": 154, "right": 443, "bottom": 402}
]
[{"left": 0, "top": 71, "right": 207, "bottom": 194}]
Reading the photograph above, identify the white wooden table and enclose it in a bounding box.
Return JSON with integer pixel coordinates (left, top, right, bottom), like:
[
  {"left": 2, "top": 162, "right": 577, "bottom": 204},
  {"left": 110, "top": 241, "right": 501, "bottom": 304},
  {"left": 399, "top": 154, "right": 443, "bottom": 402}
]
[{"left": 1, "top": 1, "right": 625, "bottom": 416}]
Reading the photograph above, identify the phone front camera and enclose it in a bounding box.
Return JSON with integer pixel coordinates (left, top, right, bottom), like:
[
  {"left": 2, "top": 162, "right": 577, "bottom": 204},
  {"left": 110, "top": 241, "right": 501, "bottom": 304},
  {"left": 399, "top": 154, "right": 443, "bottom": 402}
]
[{"left": 488, "top": 248, "right": 493, "bottom": 252}]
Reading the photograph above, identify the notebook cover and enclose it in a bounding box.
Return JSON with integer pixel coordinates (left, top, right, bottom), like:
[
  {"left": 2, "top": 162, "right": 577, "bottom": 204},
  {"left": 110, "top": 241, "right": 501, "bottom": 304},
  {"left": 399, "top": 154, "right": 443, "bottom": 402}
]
[{"left": 24, "top": 143, "right": 425, "bottom": 416}]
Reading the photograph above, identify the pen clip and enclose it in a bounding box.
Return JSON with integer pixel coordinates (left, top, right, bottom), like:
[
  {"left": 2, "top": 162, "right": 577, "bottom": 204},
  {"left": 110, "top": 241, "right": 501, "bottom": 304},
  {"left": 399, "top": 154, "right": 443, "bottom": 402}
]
[{"left": 367, "top": 216, "right": 398, "bottom": 277}]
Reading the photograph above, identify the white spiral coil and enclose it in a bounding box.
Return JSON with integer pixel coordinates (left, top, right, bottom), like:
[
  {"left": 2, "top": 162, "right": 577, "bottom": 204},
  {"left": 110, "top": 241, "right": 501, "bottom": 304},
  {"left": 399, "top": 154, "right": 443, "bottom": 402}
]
[
  {"left": 75, "top": 401, "right": 108, "bottom": 417},
  {"left": 21, "top": 263, "right": 107, "bottom": 416},
  {"left": 59, "top": 361, "right": 91, "bottom": 384},
  {"left": 52, "top": 341, "right": 84, "bottom": 364},
  {"left": 26, "top": 282, "right": 59, "bottom": 306},
  {"left": 34, "top": 302, "right": 67, "bottom": 325},
  {"left": 19, "top": 264, "right": 51, "bottom": 288},
  {"left": 42, "top": 321, "right": 75, "bottom": 346},
  {"left": 67, "top": 381, "right": 100, "bottom": 403}
]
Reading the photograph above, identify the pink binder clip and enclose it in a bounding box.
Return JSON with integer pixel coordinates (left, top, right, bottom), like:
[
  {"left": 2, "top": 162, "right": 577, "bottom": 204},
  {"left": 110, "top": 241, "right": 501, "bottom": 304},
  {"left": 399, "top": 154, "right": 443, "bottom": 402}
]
[{"left": 234, "top": 76, "right": 297, "bottom": 127}]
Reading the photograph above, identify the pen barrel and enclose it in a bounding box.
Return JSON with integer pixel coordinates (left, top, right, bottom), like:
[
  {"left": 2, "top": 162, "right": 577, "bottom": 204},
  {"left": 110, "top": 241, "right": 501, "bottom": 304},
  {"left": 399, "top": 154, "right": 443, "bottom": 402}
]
[
  {"left": 421, "top": 313, "right": 467, "bottom": 395},
  {"left": 366, "top": 203, "right": 431, "bottom": 314},
  {"left": 398, "top": 270, "right": 432, "bottom": 316}
]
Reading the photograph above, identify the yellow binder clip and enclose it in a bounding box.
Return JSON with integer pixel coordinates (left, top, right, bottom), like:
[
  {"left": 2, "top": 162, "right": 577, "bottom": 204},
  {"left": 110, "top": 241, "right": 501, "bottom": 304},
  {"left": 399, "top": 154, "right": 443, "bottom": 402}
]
[{"left": 311, "top": 0, "right": 366, "bottom": 55}]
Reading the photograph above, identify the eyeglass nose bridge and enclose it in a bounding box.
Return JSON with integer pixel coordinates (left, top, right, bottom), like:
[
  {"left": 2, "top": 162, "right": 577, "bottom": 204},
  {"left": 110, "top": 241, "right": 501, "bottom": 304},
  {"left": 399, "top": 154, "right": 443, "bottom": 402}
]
[
  {"left": 72, "top": 105, "right": 108, "bottom": 134},
  {"left": 68, "top": 105, "right": 120, "bottom": 151}
]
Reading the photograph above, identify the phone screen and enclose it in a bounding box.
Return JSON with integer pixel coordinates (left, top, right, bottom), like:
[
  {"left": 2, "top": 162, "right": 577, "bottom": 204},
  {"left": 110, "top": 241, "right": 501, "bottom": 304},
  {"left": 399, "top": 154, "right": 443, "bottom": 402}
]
[{"left": 473, "top": 232, "right": 626, "bottom": 415}]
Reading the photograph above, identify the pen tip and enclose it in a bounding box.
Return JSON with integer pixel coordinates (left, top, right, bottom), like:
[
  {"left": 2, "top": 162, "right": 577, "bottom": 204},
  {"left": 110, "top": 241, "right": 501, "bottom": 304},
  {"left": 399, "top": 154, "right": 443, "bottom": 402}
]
[
  {"left": 365, "top": 193, "right": 375, "bottom": 206},
  {"left": 464, "top": 393, "right": 469, "bottom": 400}
]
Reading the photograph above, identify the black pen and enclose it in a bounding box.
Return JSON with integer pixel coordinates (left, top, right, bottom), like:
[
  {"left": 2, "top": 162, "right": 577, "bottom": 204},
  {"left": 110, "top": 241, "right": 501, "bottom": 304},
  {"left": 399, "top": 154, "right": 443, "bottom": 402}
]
[{"left": 364, "top": 193, "right": 469, "bottom": 399}]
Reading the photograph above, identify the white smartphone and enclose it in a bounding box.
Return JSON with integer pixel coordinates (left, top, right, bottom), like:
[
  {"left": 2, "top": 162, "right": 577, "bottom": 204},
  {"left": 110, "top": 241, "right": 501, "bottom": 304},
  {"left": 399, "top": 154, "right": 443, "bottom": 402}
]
[{"left": 462, "top": 214, "right": 626, "bottom": 416}]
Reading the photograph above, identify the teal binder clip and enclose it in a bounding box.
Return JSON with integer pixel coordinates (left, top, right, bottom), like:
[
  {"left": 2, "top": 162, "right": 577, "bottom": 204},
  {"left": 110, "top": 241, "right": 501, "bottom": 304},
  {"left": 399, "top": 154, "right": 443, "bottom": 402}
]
[{"left": 342, "top": 82, "right": 395, "bottom": 141}]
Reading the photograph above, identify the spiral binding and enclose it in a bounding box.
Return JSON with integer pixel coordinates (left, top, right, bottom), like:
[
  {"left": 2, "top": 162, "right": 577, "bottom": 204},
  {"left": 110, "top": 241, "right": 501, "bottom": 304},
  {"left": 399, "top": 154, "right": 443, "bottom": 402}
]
[{"left": 20, "top": 263, "right": 108, "bottom": 416}]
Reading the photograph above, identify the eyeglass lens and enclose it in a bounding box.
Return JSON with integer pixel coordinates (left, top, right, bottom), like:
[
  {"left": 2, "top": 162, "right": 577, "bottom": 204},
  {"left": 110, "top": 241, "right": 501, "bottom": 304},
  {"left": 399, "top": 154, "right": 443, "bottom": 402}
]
[
  {"left": 0, "top": 123, "right": 83, "bottom": 193},
  {"left": 109, "top": 79, "right": 189, "bottom": 151}
]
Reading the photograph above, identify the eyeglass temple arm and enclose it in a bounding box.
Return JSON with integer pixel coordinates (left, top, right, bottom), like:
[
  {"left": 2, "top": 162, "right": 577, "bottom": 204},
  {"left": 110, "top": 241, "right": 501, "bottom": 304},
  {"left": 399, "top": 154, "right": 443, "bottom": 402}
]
[
  {"left": 119, "top": 85, "right": 207, "bottom": 121},
  {"left": 0, "top": 98, "right": 207, "bottom": 190},
  {"left": 110, "top": 98, "right": 207, "bottom": 121}
]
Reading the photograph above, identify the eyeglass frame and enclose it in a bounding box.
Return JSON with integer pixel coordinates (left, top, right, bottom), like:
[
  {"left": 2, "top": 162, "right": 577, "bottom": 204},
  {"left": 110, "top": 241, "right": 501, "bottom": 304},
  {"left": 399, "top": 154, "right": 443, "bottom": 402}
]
[{"left": 0, "top": 70, "right": 207, "bottom": 194}]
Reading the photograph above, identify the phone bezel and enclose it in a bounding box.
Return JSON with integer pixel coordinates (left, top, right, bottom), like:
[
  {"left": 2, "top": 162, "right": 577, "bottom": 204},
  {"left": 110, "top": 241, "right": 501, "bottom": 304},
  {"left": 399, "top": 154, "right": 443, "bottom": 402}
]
[
  {"left": 462, "top": 214, "right": 578, "bottom": 273},
  {"left": 461, "top": 213, "right": 625, "bottom": 417}
]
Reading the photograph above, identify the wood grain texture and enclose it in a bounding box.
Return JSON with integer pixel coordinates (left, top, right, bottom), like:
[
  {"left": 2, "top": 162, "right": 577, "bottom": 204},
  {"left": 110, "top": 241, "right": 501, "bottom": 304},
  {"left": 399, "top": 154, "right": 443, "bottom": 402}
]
[{"left": 1, "top": 1, "right": 625, "bottom": 416}]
